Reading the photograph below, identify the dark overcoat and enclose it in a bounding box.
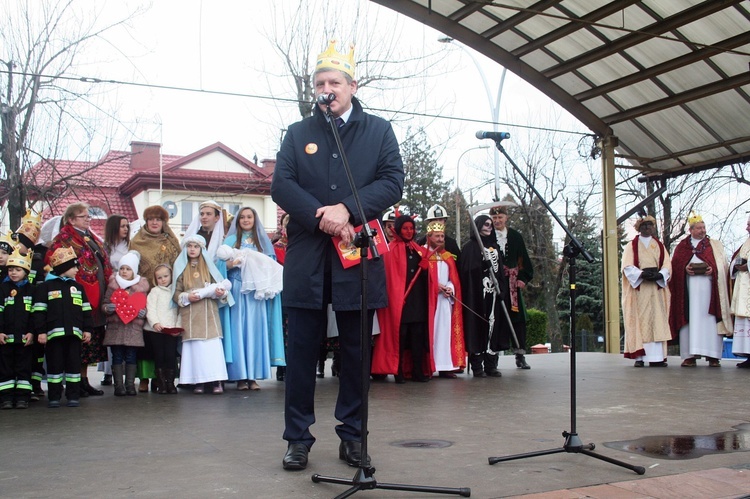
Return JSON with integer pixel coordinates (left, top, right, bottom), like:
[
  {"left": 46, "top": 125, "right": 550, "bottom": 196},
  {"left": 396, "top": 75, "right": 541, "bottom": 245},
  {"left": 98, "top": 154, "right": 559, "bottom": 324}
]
[{"left": 271, "top": 97, "right": 404, "bottom": 311}]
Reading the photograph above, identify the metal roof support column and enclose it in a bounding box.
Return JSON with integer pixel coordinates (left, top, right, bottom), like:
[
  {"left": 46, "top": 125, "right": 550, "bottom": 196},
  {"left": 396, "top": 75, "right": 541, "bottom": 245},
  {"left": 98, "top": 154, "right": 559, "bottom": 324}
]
[{"left": 599, "top": 135, "right": 620, "bottom": 354}]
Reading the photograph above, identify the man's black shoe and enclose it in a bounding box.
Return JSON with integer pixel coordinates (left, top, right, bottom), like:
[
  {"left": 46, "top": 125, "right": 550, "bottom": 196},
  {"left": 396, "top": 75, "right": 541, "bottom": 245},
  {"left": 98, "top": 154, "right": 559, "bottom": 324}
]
[
  {"left": 282, "top": 443, "right": 308, "bottom": 471},
  {"left": 485, "top": 369, "right": 502, "bottom": 377},
  {"left": 339, "top": 440, "right": 371, "bottom": 467}
]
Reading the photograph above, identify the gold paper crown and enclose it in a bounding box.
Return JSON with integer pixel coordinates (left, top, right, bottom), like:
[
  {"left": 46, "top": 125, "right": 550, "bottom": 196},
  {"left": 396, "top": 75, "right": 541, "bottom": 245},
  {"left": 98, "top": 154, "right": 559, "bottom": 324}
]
[
  {"left": 426, "top": 221, "right": 446, "bottom": 234},
  {"left": 316, "top": 40, "right": 355, "bottom": 79},
  {"left": 15, "top": 209, "right": 42, "bottom": 246},
  {"left": 687, "top": 211, "right": 703, "bottom": 226},
  {"left": 49, "top": 246, "right": 77, "bottom": 268},
  {"left": 6, "top": 247, "right": 32, "bottom": 271},
  {"left": 0, "top": 231, "right": 16, "bottom": 251}
]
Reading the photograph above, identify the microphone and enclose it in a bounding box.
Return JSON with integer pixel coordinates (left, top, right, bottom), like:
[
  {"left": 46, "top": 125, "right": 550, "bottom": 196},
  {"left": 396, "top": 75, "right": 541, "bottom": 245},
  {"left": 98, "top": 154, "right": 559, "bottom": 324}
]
[
  {"left": 476, "top": 131, "right": 511, "bottom": 141},
  {"left": 316, "top": 93, "right": 336, "bottom": 105}
]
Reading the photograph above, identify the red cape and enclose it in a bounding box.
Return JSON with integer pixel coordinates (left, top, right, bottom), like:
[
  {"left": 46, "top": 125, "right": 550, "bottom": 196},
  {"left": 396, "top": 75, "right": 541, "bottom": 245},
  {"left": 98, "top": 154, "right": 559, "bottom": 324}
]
[
  {"left": 427, "top": 249, "right": 466, "bottom": 370},
  {"left": 669, "top": 236, "right": 720, "bottom": 338},
  {"left": 371, "top": 239, "right": 426, "bottom": 375}
]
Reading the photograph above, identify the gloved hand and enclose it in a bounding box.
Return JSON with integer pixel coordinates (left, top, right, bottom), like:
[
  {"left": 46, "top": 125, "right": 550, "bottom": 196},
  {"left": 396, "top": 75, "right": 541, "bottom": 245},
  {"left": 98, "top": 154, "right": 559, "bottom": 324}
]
[
  {"left": 640, "top": 268, "right": 660, "bottom": 281},
  {"left": 418, "top": 256, "right": 429, "bottom": 271},
  {"left": 103, "top": 303, "right": 116, "bottom": 314},
  {"left": 137, "top": 309, "right": 147, "bottom": 319}
]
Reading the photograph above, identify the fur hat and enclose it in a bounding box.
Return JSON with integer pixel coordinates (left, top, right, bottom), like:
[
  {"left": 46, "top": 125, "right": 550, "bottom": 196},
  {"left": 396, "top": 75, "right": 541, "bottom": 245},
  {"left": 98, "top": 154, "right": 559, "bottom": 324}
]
[
  {"left": 49, "top": 247, "right": 79, "bottom": 275},
  {"left": 142, "top": 205, "right": 169, "bottom": 222}
]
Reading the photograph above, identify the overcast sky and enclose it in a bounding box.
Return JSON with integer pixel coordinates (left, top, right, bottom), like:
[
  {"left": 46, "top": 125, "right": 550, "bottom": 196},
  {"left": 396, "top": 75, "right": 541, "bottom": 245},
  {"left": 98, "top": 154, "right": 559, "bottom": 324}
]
[{"left": 5, "top": 0, "right": 748, "bottom": 248}]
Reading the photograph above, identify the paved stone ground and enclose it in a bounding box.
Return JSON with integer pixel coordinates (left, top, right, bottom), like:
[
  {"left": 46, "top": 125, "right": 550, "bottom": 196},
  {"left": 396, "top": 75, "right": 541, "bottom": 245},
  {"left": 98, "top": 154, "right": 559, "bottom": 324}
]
[{"left": 2, "top": 352, "right": 750, "bottom": 498}]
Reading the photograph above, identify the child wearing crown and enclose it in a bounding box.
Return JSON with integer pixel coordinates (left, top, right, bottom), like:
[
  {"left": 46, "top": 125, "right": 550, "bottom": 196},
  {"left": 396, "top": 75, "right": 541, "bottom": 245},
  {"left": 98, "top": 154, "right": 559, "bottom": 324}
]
[
  {"left": 0, "top": 248, "right": 35, "bottom": 409},
  {"left": 0, "top": 232, "right": 15, "bottom": 282},
  {"left": 102, "top": 250, "right": 150, "bottom": 396},
  {"left": 32, "top": 247, "right": 93, "bottom": 408}
]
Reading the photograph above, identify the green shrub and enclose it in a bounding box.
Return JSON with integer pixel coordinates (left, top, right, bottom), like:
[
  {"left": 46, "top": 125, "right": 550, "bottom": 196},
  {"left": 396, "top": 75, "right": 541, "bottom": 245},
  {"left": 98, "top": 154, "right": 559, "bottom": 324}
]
[{"left": 526, "top": 308, "right": 548, "bottom": 351}]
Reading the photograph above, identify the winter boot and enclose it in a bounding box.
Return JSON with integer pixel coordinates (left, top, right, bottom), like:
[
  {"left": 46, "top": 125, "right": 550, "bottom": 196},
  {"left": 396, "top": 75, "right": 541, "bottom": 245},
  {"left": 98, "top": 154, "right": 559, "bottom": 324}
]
[
  {"left": 469, "top": 354, "right": 486, "bottom": 377},
  {"left": 125, "top": 364, "right": 137, "bottom": 396},
  {"left": 155, "top": 368, "right": 166, "bottom": 394},
  {"left": 515, "top": 354, "right": 531, "bottom": 369},
  {"left": 163, "top": 369, "right": 177, "bottom": 394},
  {"left": 112, "top": 364, "right": 126, "bottom": 396},
  {"left": 483, "top": 352, "right": 502, "bottom": 377}
]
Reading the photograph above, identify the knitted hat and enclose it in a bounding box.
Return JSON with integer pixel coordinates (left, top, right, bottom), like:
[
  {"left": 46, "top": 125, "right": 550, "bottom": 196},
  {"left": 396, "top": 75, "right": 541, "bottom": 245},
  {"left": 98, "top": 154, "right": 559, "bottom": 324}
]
[
  {"left": 49, "top": 247, "right": 79, "bottom": 275},
  {"left": 143, "top": 205, "right": 169, "bottom": 222},
  {"left": 118, "top": 250, "right": 141, "bottom": 271},
  {"left": 6, "top": 247, "right": 32, "bottom": 271}
]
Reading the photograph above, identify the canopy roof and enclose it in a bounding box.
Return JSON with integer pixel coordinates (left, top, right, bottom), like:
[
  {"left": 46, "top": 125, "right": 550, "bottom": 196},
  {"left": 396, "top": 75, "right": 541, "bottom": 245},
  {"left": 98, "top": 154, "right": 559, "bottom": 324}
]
[{"left": 374, "top": 0, "right": 750, "bottom": 176}]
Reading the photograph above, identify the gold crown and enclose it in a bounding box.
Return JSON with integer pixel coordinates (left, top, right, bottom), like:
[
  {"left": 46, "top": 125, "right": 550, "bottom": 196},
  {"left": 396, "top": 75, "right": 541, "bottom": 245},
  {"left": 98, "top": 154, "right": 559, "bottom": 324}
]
[
  {"left": 316, "top": 40, "right": 355, "bottom": 79},
  {"left": 687, "top": 211, "right": 703, "bottom": 226},
  {"left": 49, "top": 246, "right": 77, "bottom": 268},
  {"left": 15, "top": 209, "right": 42, "bottom": 246},
  {"left": 0, "top": 231, "right": 16, "bottom": 251},
  {"left": 426, "top": 221, "right": 446, "bottom": 234},
  {"left": 6, "top": 247, "right": 32, "bottom": 271}
]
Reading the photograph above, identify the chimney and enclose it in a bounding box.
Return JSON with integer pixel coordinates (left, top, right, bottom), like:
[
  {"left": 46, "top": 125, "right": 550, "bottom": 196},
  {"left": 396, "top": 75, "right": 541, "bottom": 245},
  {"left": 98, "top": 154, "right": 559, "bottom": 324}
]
[
  {"left": 130, "top": 141, "right": 162, "bottom": 171},
  {"left": 260, "top": 158, "right": 276, "bottom": 172}
]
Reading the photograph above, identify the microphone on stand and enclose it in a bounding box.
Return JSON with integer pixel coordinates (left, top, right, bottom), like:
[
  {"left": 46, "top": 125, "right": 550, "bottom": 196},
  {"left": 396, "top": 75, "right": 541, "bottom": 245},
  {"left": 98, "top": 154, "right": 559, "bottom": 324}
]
[
  {"left": 317, "top": 93, "right": 336, "bottom": 105},
  {"left": 476, "top": 130, "right": 511, "bottom": 141}
]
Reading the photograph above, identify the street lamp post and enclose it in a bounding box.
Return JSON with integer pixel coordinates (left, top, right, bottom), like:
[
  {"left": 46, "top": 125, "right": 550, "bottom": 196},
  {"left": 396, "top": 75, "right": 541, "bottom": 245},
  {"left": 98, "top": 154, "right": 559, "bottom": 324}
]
[
  {"left": 455, "top": 145, "right": 490, "bottom": 243},
  {"left": 438, "top": 36, "right": 507, "bottom": 201}
]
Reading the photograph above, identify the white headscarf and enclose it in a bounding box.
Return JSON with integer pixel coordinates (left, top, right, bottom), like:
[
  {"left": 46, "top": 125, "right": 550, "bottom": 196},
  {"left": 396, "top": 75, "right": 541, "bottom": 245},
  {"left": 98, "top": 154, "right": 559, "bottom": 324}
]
[{"left": 171, "top": 234, "right": 234, "bottom": 307}]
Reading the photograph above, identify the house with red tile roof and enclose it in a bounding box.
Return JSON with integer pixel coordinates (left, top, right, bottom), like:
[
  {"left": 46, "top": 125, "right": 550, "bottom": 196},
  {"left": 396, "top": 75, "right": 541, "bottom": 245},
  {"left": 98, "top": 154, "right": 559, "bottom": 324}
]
[{"left": 18, "top": 141, "right": 278, "bottom": 238}]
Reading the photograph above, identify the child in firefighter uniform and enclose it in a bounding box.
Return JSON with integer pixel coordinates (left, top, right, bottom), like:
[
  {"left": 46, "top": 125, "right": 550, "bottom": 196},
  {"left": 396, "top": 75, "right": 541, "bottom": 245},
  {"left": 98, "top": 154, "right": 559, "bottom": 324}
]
[
  {"left": 32, "top": 247, "right": 93, "bottom": 408},
  {"left": 0, "top": 248, "right": 35, "bottom": 409}
]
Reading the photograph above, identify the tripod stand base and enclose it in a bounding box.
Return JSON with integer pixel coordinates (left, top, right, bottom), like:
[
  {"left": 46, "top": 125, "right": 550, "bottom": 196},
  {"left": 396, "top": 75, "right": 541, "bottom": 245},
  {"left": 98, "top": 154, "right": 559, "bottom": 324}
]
[
  {"left": 312, "top": 466, "right": 471, "bottom": 499},
  {"left": 488, "top": 431, "right": 645, "bottom": 475}
]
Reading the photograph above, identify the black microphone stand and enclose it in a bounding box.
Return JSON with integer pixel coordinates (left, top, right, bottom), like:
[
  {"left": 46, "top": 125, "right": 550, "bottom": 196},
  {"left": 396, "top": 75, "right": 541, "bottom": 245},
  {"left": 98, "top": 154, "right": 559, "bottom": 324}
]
[
  {"left": 310, "top": 102, "right": 471, "bottom": 498},
  {"left": 485, "top": 136, "right": 645, "bottom": 475}
]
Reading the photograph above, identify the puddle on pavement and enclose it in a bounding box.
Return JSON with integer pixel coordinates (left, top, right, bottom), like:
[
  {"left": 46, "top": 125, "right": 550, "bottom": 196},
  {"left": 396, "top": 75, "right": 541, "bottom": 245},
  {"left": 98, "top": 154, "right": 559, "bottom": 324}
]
[{"left": 604, "top": 423, "right": 750, "bottom": 459}]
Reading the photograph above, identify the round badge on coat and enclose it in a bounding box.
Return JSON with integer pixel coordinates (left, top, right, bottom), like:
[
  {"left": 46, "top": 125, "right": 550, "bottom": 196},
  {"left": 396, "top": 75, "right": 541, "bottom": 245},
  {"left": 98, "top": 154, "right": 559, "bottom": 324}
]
[
  {"left": 70, "top": 286, "right": 78, "bottom": 293},
  {"left": 10, "top": 289, "right": 17, "bottom": 297},
  {"left": 305, "top": 143, "right": 318, "bottom": 154}
]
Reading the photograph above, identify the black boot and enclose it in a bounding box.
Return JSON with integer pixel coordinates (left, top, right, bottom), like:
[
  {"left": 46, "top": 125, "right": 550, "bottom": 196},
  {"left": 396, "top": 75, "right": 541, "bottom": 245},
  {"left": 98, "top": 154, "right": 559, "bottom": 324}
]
[
  {"left": 484, "top": 353, "right": 502, "bottom": 377},
  {"left": 163, "top": 369, "right": 177, "bottom": 394},
  {"left": 331, "top": 350, "right": 341, "bottom": 377},
  {"left": 81, "top": 377, "right": 104, "bottom": 396},
  {"left": 470, "top": 354, "right": 486, "bottom": 377},
  {"left": 515, "top": 354, "right": 531, "bottom": 369},
  {"left": 125, "top": 365, "right": 137, "bottom": 396},
  {"left": 101, "top": 374, "right": 113, "bottom": 386},
  {"left": 113, "top": 364, "right": 126, "bottom": 396},
  {"left": 276, "top": 366, "right": 285, "bottom": 381},
  {"left": 155, "top": 369, "right": 166, "bottom": 394}
]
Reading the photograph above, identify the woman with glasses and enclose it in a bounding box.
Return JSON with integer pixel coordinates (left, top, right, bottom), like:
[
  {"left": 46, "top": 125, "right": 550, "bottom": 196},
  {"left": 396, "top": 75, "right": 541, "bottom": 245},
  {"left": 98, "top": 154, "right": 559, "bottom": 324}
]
[
  {"left": 46, "top": 202, "right": 113, "bottom": 397},
  {"left": 458, "top": 215, "right": 509, "bottom": 378}
]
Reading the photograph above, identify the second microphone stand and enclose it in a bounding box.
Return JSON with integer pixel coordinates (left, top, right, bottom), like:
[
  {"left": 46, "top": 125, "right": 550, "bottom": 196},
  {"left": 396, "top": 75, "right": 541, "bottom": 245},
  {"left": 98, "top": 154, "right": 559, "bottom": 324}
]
[
  {"left": 310, "top": 102, "right": 470, "bottom": 498},
  {"left": 485, "top": 136, "right": 645, "bottom": 476}
]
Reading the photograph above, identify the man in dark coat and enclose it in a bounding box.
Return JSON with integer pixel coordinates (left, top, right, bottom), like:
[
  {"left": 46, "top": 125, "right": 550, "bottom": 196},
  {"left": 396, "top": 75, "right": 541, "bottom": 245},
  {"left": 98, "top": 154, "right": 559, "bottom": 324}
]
[
  {"left": 490, "top": 205, "right": 534, "bottom": 369},
  {"left": 459, "top": 215, "right": 508, "bottom": 377},
  {"left": 271, "top": 40, "right": 404, "bottom": 471}
]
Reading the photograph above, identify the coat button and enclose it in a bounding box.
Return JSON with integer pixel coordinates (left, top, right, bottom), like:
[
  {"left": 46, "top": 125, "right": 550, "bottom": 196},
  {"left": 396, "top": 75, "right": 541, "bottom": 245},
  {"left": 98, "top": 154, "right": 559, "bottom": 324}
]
[
  {"left": 331, "top": 184, "right": 337, "bottom": 190},
  {"left": 332, "top": 153, "right": 339, "bottom": 159}
]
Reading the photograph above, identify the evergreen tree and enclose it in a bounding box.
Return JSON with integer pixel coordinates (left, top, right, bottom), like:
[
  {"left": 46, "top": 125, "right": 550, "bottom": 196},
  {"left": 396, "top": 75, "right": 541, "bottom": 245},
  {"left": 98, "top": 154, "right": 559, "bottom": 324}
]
[
  {"left": 556, "top": 198, "right": 604, "bottom": 340},
  {"left": 400, "top": 127, "right": 451, "bottom": 224}
]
